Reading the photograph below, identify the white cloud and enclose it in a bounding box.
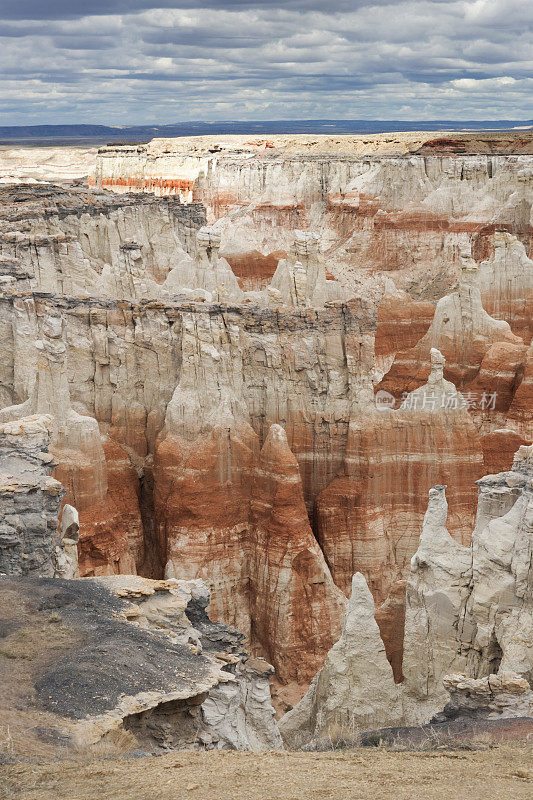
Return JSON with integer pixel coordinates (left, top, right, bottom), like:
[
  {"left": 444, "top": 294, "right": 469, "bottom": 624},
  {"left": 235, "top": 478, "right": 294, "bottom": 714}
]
[{"left": 0, "top": 0, "right": 531, "bottom": 123}]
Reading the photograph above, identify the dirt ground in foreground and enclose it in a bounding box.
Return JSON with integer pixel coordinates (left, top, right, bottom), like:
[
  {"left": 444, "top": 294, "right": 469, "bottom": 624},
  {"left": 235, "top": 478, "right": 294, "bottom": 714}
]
[{"left": 1, "top": 745, "right": 533, "bottom": 800}]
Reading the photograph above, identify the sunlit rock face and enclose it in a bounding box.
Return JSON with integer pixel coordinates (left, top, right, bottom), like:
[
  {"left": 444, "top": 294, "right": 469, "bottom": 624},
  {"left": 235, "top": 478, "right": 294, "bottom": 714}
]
[
  {"left": 1, "top": 134, "right": 532, "bottom": 698},
  {"left": 94, "top": 135, "right": 533, "bottom": 301}
]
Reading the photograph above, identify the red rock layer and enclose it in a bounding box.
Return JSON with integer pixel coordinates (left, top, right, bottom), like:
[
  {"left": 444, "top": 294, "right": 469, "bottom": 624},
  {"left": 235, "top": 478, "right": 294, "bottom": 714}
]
[
  {"left": 315, "top": 409, "right": 484, "bottom": 675},
  {"left": 481, "top": 429, "right": 532, "bottom": 475},
  {"left": 248, "top": 425, "right": 344, "bottom": 684},
  {"left": 467, "top": 341, "right": 529, "bottom": 414},
  {"left": 324, "top": 197, "right": 533, "bottom": 272},
  {"left": 153, "top": 423, "right": 255, "bottom": 638},
  {"left": 224, "top": 249, "right": 286, "bottom": 291},
  {"left": 55, "top": 436, "right": 144, "bottom": 577},
  {"left": 198, "top": 187, "right": 307, "bottom": 225},
  {"left": 374, "top": 579, "right": 407, "bottom": 683},
  {"left": 506, "top": 343, "right": 533, "bottom": 441},
  {"left": 481, "top": 288, "right": 533, "bottom": 343},
  {"left": 153, "top": 421, "right": 345, "bottom": 684},
  {"left": 375, "top": 293, "right": 435, "bottom": 366},
  {"left": 96, "top": 176, "right": 194, "bottom": 199},
  {"left": 282, "top": 414, "right": 350, "bottom": 516},
  {"left": 378, "top": 305, "right": 522, "bottom": 402}
]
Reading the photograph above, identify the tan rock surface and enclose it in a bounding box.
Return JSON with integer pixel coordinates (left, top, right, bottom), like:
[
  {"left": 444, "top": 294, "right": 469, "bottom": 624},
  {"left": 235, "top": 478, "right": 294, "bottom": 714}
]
[{"left": 279, "top": 573, "right": 402, "bottom": 747}]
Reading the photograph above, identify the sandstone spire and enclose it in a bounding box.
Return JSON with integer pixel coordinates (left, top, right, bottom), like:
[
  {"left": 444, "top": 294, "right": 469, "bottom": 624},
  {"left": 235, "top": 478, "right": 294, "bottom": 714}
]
[
  {"left": 402, "top": 485, "right": 472, "bottom": 719},
  {"left": 279, "top": 572, "right": 402, "bottom": 747}
]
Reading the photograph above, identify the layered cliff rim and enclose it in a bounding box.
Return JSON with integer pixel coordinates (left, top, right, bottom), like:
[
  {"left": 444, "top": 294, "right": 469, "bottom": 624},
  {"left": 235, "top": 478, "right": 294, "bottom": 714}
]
[{"left": 97, "top": 130, "right": 533, "bottom": 156}]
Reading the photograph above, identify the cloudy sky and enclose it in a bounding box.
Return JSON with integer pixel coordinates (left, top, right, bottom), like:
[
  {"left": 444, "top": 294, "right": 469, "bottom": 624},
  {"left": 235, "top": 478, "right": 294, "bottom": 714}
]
[{"left": 1, "top": 0, "right": 531, "bottom": 125}]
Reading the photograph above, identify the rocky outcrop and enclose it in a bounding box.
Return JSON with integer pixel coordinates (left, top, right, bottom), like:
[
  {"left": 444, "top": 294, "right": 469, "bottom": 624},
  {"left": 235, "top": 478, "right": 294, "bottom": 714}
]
[
  {"left": 279, "top": 573, "right": 402, "bottom": 747},
  {"left": 0, "top": 307, "right": 143, "bottom": 576},
  {"left": 248, "top": 424, "right": 345, "bottom": 683},
  {"left": 199, "top": 658, "right": 282, "bottom": 751},
  {"left": 403, "top": 444, "right": 533, "bottom": 720},
  {"left": 374, "top": 285, "right": 434, "bottom": 380},
  {"left": 478, "top": 231, "right": 533, "bottom": 341},
  {"left": 268, "top": 231, "right": 345, "bottom": 307},
  {"left": 0, "top": 574, "right": 281, "bottom": 760},
  {"left": 153, "top": 310, "right": 255, "bottom": 637},
  {"left": 0, "top": 186, "right": 205, "bottom": 302},
  {"left": 437, "top": 673, "right": 533, "bottom": 722},
  {"left": 283, "top": 443, "right": 533, "bottom": 741},
  {"left": 0, "top": 415, "right": 68, "bottom": 577},
  {"left": 315, "top": 349, "right": 483, "bottom": 676},
  {"left": 401, "top": 485, "right": 472, "bottom": 721},
  {"left": 466, "top": 445, "right": 533, "bottom": 682},
  {"left": 379, "top": 252, "right": 523, "bottom": 399},
  {"left": 153, "top": 316, "right": 347, "bottom": 681}
]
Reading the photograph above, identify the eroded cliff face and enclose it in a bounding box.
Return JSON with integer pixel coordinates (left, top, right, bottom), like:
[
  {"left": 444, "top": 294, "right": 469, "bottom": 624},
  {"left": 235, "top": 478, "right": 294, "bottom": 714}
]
[
  {"left": 0, "top": 134, "right": 531, "bottom": 704},
  {"left": 0, "top": 185, "right": 205, "bottom": 302},
  {"left": 94, "top": 135, "right": 533, "bottom": 303},
  {"left": 281, "top": 444, "right": 533, "bottom": 745},
  {"left": 0, "top": 415, "right": 67, "bottom": 577}
]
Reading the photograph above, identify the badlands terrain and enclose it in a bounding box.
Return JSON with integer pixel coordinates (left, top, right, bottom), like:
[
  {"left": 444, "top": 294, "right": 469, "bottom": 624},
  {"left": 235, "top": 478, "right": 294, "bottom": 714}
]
[{"left": 0, "top": 129, "right": 532, "bottom": 795}]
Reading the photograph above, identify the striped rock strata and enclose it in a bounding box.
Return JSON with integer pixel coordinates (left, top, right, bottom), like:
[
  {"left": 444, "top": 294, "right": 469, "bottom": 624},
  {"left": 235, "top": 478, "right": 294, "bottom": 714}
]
[
  {"left": 281, "top": 444, "right": 533, "bottom": 744},
  {"left": 94, "top": 136, "right": 533, "bottom": 301}
]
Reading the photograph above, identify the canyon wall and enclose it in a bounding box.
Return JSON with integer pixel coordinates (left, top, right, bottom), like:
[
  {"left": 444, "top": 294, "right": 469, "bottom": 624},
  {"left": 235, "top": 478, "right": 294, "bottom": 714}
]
[
  {"left": 281, "top": 444, "right": 533, "bottom": 746},
  {"left": 94, "top": 137, "right": 533, "bottom": 303},
  {"left": 1, "top": 134, "right": 531, "bottom": 704}
]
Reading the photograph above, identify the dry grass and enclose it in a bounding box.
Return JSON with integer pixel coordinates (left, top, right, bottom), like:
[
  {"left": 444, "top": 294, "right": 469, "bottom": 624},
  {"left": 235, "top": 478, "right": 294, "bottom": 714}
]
[
  {"left": 0, "top": 621, "right": 73, "bottom": 661},
  {"left": 0, "top": 591, "right": 82, "bottom": 765},
  {"left": 1, "top": 744, "right": 532, "bottom": 800}
]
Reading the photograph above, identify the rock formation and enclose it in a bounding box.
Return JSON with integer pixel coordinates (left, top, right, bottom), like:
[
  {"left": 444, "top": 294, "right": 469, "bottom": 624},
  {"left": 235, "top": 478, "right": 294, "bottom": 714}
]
[
  {"left": 437, "top": 672, "right": 533, "bottom": 722},
  {"left": 478, "top": 231, "right": 533, "bottom": 341},
  {"left": 279, "top": 573, "right": 402, "bottom": 747},
  {"left": 154, "top": 321, "right": 346, "bottom": 682},
  {"left": 0, "top": 574, "right": 281, "bottom": 759},
  {"left": 94, "top": 135, "right": 533, "bottom": 300},
  {"left": 378, "top": 250, "right": 523, "bottom": 398},
  {"left": 401, "top": 484, "right": 472, "bottom": 721},
  {"left": 248, "top": 424, "right": 345, "bottom": 683},
  {"left": 402, "top": 444, "right": 533, "bottom": 720},
  {"left": 0, "top": 305, "right": 143, "bottom": 575},
  {"left": 315, "top": 348, "right": 483, "bottom": 678},
  {"left": 0, "top": 136, "right": 532, "bottom": 716},
  {"left": 281, "top": 443, "right": 533, "bottom": 743},
  {"left": 0, "top": 415, "right": 68, "bottom": 577},
  {"left": 268, "top": 231, "right": 345, "bottom": 307}
]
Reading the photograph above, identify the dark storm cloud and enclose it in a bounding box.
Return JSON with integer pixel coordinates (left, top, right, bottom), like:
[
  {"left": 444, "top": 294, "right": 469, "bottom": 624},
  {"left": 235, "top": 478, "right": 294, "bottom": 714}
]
[
  {"left": 1, "top": 0, "right": 399, "bottom": 21},
  {"left": 0, "top": 0, "right": 531, "bottom": 124},
  {"left": 142, "top": 30, "right": 264, "bottom": 48}
]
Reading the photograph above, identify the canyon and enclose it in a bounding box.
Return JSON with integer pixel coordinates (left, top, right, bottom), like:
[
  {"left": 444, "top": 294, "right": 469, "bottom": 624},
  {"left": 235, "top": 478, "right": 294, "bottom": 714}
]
[{"left": 0, "top": 130, "right": 532, "bottom": 755}]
